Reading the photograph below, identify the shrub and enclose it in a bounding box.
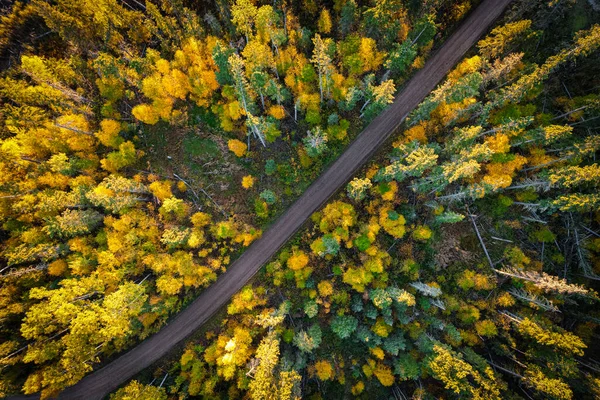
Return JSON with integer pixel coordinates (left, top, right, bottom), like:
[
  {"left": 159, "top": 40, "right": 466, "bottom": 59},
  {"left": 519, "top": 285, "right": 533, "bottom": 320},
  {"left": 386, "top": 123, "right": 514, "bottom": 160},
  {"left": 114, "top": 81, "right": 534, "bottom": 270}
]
[
  {"left": 259, "top": 189, "right": 277, "bottom": 204},
  {"left": 227, "top": 139, "right": 246, "bottom": 157},
  {"left": 241, "top": 175, "right": 254, "bottom": 189}
]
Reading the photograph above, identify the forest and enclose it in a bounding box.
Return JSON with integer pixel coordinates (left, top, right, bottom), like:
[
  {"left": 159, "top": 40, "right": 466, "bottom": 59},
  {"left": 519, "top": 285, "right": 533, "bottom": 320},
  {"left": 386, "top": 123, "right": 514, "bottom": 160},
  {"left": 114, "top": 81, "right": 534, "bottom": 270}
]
[{"left": 0, "top": 0, "right": 599, "bottom": 399}]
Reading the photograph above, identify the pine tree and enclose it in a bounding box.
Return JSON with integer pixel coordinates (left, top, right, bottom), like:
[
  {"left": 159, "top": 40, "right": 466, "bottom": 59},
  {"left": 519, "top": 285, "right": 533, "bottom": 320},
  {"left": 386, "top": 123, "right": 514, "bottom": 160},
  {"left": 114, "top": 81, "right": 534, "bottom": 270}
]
[{"left": 330, "top": 315, "right": 358, "bottom": 339}]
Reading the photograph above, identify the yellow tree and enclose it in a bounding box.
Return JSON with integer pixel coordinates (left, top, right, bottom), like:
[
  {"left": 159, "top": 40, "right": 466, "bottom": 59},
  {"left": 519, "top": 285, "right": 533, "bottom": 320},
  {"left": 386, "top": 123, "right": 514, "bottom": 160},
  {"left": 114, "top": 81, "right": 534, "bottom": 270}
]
[
  {"left": 361, "top": 79, "right": 396, "bottom": 120},
  {"left": 524, "top": 367, "right": 573, "bottom": 400},
  {"left": 110, "top": 380, "right": 167, "bottom": 400},
  {"left": 19, "top": 55, "right": 87, "bottom": 105},
  {"left": 204, "top": 326, "right": 254, "bottom": 380},
  {"left": 477, "top": 20, "right": 532, "bottom": 59},
  {"left": 21, "top": 279, "right": 147, "bottom": 398},
  {"left": 494, "top": 24, "right": 600, "bottom": 107},
  {"left": 229, "top": 53, "right": 266, "bottom": 146},
  {"left": 173, "top": 38, "right": 219, "bottom": 109},
  {"left": 256, "top": 5, "right": 285, "bottom": 54},
  {"left": 317, "top": 9, "right": 332, "bottom": 34},
  {"left": 132, "top": 56, "right": 191, "bottom": 125},
  {"left": 242, "top": 40, "right": 276, "bottom": 110},
  {"left": 31, "top": 0, "right": 148, "bottom": 52},
  {"left": 358, "top": 38, "right": 385, "bottom": 74},
  {"left": 311, "top": 34, "right": 334, "bottom": 103},
  {"left": 286, "top": 250, "right": 312, "bottom": 288},
  {"left": 95, "top": 119, "right": 123, "bottom": 149},
  {"left": 516, "top": 318, "right": 586, "bottom": 357},
  {"left": 231, "top": 0, "right": 258, "bottom": 42},
  {"left": 314, "top": 360, "right": 334, "bottom": 381},
  {"left": 248, "top": 332, "right": 280, "bottom": 398},
  {"left": 428, "top": 344, "right": 502, "bottom": 399}
]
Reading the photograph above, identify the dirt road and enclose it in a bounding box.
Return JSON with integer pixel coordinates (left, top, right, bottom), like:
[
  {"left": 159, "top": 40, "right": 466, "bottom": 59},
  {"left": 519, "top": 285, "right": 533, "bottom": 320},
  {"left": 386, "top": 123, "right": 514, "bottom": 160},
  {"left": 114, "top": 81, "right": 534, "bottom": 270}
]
[{"left": 8, "top": 1, "right": 512, "bottom": 398}]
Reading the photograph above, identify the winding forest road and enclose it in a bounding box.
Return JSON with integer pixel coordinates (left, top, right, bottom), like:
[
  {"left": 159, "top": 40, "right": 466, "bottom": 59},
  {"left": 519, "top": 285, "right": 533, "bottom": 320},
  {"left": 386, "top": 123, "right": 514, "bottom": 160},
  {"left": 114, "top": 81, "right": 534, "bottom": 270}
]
[{"left": 9, "top": 1, "right": 512, "bottom": 398}]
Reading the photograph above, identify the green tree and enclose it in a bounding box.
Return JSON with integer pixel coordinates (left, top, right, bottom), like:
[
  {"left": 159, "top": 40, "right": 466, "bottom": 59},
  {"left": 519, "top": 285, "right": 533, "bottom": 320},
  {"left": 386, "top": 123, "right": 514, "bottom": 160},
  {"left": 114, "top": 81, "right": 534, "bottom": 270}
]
[
  {"left": 293, "top": 324, "right": 322, "bottom": 353},
  {"left": 330, "top": 315, "right": 358, "bottom": 339}
]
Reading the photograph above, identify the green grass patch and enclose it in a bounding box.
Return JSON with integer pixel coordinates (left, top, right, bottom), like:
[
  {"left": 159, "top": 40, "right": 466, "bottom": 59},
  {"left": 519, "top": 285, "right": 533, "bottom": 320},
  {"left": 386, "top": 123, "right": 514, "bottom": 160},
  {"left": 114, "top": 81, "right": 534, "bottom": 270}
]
[{"left": 183, "top": 136, "right": 219, "bottom": 159}]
